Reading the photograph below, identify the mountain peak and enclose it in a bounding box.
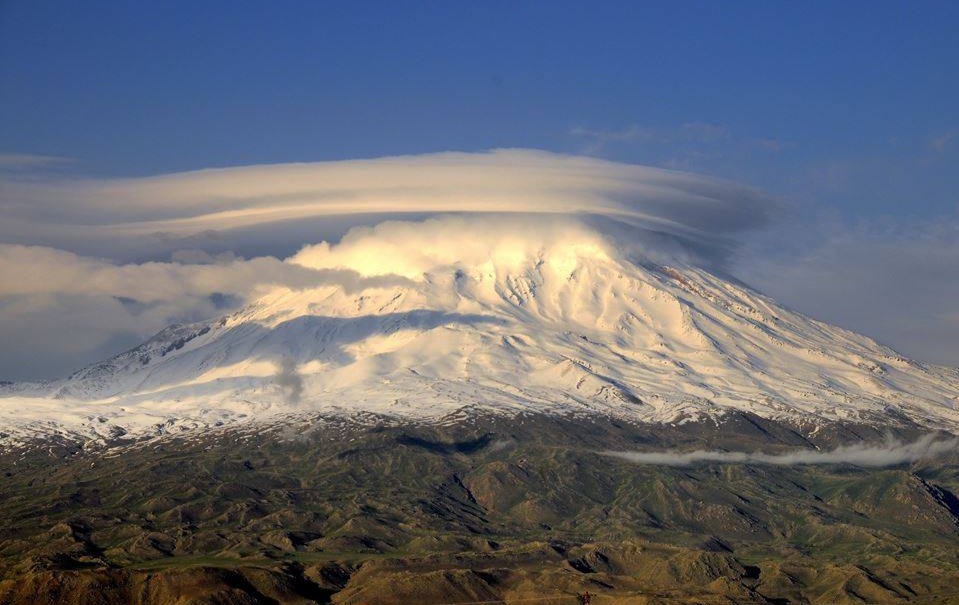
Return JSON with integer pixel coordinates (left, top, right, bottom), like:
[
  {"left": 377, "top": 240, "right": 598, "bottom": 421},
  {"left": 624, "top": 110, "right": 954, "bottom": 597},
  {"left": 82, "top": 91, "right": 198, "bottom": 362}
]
[{"left": 2, "top": 219, "right": 959, "bottom": 445}]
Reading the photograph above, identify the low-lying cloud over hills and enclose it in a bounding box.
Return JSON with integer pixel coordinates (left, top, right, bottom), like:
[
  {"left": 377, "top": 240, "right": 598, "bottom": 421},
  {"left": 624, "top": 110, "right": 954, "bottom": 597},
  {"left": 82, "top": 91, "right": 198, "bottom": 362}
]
[{"left": 604, "top": 434, "right": 959, "bottom": 467}]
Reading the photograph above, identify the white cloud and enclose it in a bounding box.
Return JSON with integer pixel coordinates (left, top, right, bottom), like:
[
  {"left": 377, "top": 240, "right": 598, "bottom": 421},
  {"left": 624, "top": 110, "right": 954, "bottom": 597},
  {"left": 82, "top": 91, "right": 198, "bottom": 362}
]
[
  {"left": 5, "top": 148, "right": 956, "bottom": 381},
  {"left": 0, "top": 244, "right": 415, "bottom": 302},
  {"left": 603, "top": 434, "right": 959, "bottom": 467},
  {"left": 290, "top": 215, "right": 617, "bottom": 278},
  {"left": 0, "top": 149, "right": 775, "bottom": 267},
  {"left": 0, "top": 152, "right": 73, "bottom": 170},
  {"left": 0, "top": 214, "right": 648, "bottom": 380},
  {"left": 0, "top": 244, "right": 413, "bottom": 380},
  {"left": 0, "top": 150, "right": 783, "bottom": 379},
  {"left": 273, "top": 356, "right": 303, "bottom": 405}
]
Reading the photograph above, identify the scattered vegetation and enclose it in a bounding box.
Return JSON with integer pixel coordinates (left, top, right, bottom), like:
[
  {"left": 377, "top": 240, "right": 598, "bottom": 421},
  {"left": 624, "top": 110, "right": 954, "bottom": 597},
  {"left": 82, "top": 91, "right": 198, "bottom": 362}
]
[{"left": 1, "top": 413, "right": 958, "bottom": 603}]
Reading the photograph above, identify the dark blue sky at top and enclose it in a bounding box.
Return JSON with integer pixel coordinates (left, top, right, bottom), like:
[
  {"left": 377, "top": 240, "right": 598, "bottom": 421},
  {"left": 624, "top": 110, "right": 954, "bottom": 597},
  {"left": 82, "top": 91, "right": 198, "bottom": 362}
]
[{"left": 1, "top": 1, "right": 958, "bottom": 221}]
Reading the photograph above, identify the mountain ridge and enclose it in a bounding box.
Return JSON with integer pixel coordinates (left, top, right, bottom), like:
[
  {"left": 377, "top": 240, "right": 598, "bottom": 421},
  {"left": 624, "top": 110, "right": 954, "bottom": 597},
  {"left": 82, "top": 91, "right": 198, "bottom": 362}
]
[{"left": 2, "top": 221, "right": 958, "bottom": 446}]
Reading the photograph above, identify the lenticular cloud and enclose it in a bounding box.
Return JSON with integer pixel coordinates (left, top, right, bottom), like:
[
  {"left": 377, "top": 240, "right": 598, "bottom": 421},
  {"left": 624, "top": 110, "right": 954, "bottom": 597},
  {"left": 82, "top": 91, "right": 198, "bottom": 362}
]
[
  {"left": 0, "top": 149, "right": 780, "bottom": 379},
  {"left": 0, "top": 149, "right": 776, "bottom": 266}
]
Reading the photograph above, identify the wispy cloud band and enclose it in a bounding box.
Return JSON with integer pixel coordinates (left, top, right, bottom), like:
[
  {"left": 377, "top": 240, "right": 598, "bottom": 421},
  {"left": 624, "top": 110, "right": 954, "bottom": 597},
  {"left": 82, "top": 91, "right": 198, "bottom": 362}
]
[{"left": 602, "top": 434, "right": 958, "bottom": 467}]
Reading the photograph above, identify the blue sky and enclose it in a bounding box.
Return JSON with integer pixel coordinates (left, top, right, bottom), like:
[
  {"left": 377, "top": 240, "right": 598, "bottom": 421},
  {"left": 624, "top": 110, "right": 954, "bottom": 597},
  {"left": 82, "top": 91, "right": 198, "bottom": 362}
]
[
  {"left": 1, "top": 1, "right": 958, "bottom": 377},
  {"left": 2, "top": 1, "right": 957, "bottom": 212}
]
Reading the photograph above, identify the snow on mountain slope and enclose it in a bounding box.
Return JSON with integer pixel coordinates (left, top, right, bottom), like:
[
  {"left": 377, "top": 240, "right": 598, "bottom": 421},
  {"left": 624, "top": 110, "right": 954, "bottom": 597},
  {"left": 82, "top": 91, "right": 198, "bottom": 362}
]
[{"left": 2, "top": 217, "right": 958, "bottom": 444}]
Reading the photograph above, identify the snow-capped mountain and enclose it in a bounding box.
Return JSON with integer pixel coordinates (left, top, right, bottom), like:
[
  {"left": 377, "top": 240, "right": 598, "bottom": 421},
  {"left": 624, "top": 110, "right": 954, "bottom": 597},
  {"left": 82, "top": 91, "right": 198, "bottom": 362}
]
[{"left": 3, "top": 218, "right": 958, "bottom": 444}]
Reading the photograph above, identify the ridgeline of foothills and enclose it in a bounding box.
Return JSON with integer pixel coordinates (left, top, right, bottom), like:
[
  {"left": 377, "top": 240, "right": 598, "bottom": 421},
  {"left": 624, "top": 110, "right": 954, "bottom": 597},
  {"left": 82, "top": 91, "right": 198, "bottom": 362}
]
[{"left": 2, "top": 414, "right": 959, "bottom": 604}]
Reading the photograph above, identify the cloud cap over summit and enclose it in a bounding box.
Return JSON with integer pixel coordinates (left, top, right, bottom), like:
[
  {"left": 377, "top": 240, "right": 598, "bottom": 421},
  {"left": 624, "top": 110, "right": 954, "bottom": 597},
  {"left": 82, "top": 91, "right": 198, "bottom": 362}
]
[{"left": 1, "top": 149, "right": 777, "bottom": 266}]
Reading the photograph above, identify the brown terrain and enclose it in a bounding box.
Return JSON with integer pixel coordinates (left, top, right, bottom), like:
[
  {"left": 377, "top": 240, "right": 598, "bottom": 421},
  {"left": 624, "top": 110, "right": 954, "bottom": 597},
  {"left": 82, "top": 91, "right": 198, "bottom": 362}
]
[{"left": 2, "top": 413, "right": 959, "bottom": 604}]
